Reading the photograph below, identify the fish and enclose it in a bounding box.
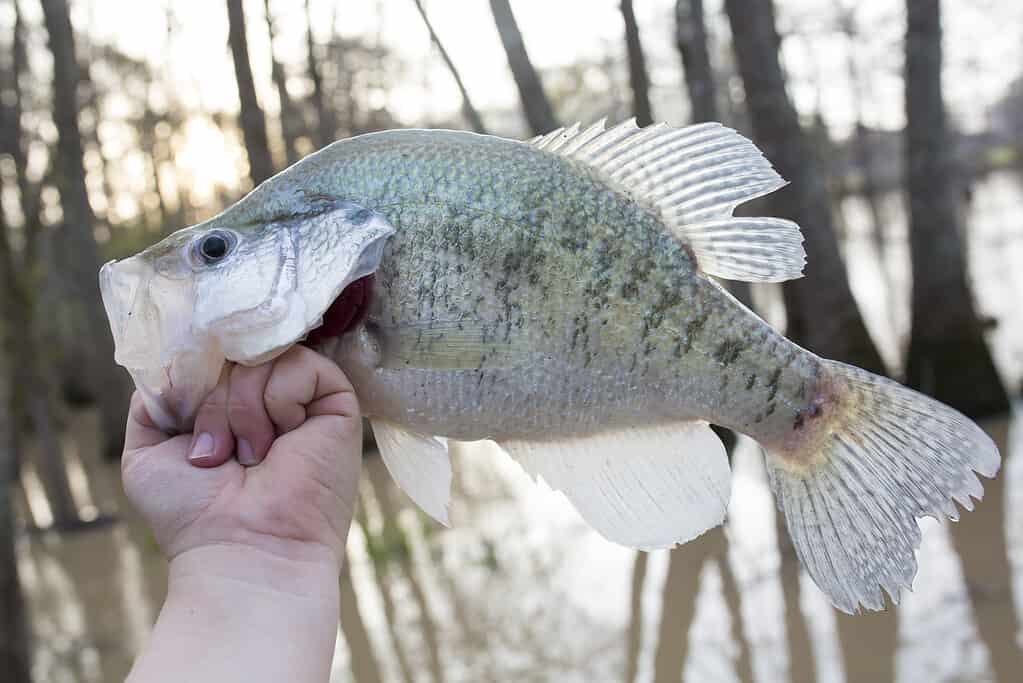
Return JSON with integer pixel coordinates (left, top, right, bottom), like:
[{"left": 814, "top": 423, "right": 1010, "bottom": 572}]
[{"left": 100, "top": 119, "right": 1000, "bottom": 614}]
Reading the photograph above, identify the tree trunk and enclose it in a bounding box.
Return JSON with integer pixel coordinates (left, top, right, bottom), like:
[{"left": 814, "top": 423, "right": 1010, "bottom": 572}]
[
  {"left": 716, "top": 550, "right": 753, "bottom": 683},
  {"left": 774, "top": 513, "right": 817, "bottom": 683},
  {"left": 0, "top": 183, "right": 33, "bottom": 683},
  {"left": 835, "top": 4, "right": 897, "bottom": 334},
  {"left": 620, "top": 0, "right": 653, "bottom": 126},
  {"left": 723, "top": 0, "right": 885, "bottom": 374},
  {"left": 264, "top": 0, "right": 303, "bottom": 167},
  {"left": 723, "top": 2, "right": 887, "bottom": 677},
  {"left": 623, "top": 551, "right": 648, "bottom": 683},
  {"left": 675, "top": 0, "right": 717, "bottom": 125},
  {"left": 226, "top": 0, "right": 274, "bottom": 185},
  {"left": 40, "top": 0, "right": 130, "bottom": 461},
  {"left": 489, "top": 0, "right": 559, "bottom": 135},
  {"left": 4, "top": 1, "right": 77, "bottom": 525},
  {"left": 0, "top": 429, "right": 30, "bottom": 683},
  {"left": 412, "top": 0, "right": 488, "bottom": 134},
  {"left": 947, "top": 418, "right": 1022, "bottom": 682},
  {"left": 0, "top": 199, "right": 79, "bottom": 531},
  {"left": 339, "top": 547, "right": 385, "bottom": 683},
  {"left": 903, "top": 0, "right": 1008, "bottom": 418},
  {"left": 354, "top": 505, "right": 416, "bottom": 683},
  {"left": 367, "top": 463, "right": 446, "bottom": 683},
  {"left": 305, "top": 0, "right": 337, "bottom": 148},
  {"left": 141, "top": 84, "right": 170, "bottom": 229},
  {"left": 653, "top": 529, "right": 723, "bottom": 683}
]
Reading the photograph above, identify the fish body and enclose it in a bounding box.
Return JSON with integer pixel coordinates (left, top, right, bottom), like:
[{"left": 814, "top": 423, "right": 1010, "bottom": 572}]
[
  {"left": 100, "top": 120, "right": 999, "bottom": 614},
  {"left": 259, "top": 129, "right": 814, "bottom": 447}
]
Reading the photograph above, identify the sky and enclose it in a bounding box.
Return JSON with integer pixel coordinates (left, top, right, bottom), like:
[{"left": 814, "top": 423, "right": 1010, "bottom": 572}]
[{"left": 9, "top": 0, "right": 1023, "bottom": 216}]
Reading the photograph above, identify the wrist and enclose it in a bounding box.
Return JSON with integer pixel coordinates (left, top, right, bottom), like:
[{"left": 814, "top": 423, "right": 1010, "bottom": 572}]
[
  {"left": 130, "top": 544, "right": 341, "bottom": 683},
  {"left": 168, "top": 541, "right": 341, "bottom": 602}
]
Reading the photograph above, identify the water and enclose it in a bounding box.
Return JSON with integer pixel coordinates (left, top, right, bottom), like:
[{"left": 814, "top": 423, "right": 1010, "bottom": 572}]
[{"left": 15, "top": 170, "right": 1023, "bottom": 683}]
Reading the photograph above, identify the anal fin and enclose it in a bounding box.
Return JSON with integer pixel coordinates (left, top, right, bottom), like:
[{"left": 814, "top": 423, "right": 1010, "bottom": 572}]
[
  {"left": 498, "top": 421, "right": 730, "bottom": 550},
  {"left": 370, "top": 418, "right": 452, "bottom": 525}
]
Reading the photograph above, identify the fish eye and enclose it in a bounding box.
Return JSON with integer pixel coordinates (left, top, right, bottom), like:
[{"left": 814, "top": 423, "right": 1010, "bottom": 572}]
[{"left": 196, "top": 230, "right": 235, "bottom": 265}]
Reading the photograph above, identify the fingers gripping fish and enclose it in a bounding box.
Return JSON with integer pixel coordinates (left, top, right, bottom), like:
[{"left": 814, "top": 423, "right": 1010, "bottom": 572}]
[{"left": 100, "top": 119, "right": 999, "bottom": 614}]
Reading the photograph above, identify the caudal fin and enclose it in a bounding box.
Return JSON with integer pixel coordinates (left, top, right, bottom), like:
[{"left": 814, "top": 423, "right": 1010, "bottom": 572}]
[{"left": 763, "top": 359, "right": 1000, "bottom": 614}]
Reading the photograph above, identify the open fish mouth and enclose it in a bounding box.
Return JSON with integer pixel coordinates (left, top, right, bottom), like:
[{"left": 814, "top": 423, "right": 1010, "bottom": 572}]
[
  {"left": 100, "top": 199, "right": 395, "bottom": 433},
  {"left": 303, "top": 274, "right": 375, "bottom": 348}
]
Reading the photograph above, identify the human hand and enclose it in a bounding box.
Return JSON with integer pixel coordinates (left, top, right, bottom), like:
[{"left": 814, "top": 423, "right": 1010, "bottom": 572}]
[
  {"left": 122, "top": 346, "right": 362, "bottom": 683},
  {"left": 121, "top": 345, "right": 363, "bottom": 571}
]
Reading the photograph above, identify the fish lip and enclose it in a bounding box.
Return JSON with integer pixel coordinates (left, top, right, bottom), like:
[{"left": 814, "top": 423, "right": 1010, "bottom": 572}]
[{"left": 100, "top": 252, "right": 224, "bottom": 433}]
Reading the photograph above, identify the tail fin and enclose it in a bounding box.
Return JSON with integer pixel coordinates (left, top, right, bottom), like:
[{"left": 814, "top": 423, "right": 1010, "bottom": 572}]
[{"left": 764, "top": 359, "right": 1000, "bottom": 614}]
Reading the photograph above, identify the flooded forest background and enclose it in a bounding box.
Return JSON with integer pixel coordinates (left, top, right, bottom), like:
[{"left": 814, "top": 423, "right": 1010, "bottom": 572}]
[{"left": 1, "top": 0, "right": 1023, "bottom": 681}]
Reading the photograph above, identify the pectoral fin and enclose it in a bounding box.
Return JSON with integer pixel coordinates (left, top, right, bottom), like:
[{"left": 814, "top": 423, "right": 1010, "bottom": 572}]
[
  {"left": 370, "top": 418, "right": 452, "bottom": 525},
  {"left": 498, "top": 421, "right": 730, "bottom": 550}
]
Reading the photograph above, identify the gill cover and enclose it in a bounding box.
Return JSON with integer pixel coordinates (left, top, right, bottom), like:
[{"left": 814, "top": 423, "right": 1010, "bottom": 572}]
[{"left": 100, "top": 199, "right": 395, "bottom": 433}]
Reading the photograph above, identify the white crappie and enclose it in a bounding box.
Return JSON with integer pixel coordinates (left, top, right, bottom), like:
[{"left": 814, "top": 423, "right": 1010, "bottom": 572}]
[{"left": 100, "top": 120, "right": 999, "bottom": 614}]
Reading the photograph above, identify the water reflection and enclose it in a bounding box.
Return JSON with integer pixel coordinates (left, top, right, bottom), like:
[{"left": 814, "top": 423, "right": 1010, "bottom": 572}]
[{"left": 15, "top": 171, "right": 1023, "bottom": 682}]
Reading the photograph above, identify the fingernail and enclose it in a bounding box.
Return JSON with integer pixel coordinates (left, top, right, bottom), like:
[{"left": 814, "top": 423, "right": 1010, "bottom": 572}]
[
  {"left": 189, "top": 432, "right": 214, "bottom": 461},
  {"left": 237, "top": 439, "right": 256, "bottom": 466}
]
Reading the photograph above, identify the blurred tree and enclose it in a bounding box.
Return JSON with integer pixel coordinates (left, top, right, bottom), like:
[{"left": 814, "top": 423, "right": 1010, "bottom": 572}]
[
  {"left": 623, "top": 551, "right": 647, "bottom": 683},
  {"left": 339, "top": 546, "right": 385, "bottom": 683},
  {"left": 724, "top": 0, "right": 892, "bottom": 678},
  {"left": 5, "top": 0, "right": 81, "bottom": 528},
  {"left": 78, "top": 28, "right": 118, "bottom": 228},
  {"left": 0, "top": 181, "right": 33, "bottom": 683},
  {"left": 367, "top": 462, "right": 446, "bottom": 683},
  {"left": 141, "top": 82, "right": 170, "bottom": 229},
  {"left": 226, "top": 0, "right": 274, "bottom": 185},
  {"left": 835, "top": 3, "right": 895, "bottom": 330},
  {"left": 1, "top": 230, "right": 78, "bottom": 529},
  {"left": 264, "top": 0, "right": 302, "bottom": 167},
  {"left": 305, "top": 0, "right": 337, "bottom": 148},
  {"left": 489, "top": 0, "right": 559, "bottom": 135},
  {"left": 905, "top": 5, "right": 1020, "bottom": 680},
  {"left": 650, "top": 530, "right": 752, "bottom": 683},
  {"left": 946, "top": 422, "right": 1022, "bottom": 681},
  {"left": 412, "top": 0, "right": 488, "bottom": 134},
  {"left": 774, "top": 513, "right": 818, "bottom": 683},
  {"left": 674, "top": 0, "right": 716, "bottom": 125},
  {"left": 723, "top": 0, "right": 885, "bottom": 375},
  {"left": 649, "top": 532, "right": 704, "bottom": 682},
  {"left": 40, "top": 0, "right": 130, "bottom": 461},
  {"left": 620, "top": 0, "right": 653, "bottom": 126},
  {"left": 354, "top": 498, "right": 416, "bottom": 683},
  {"left": 904, "top": 0, "right": 1009, "bottom": 418}
]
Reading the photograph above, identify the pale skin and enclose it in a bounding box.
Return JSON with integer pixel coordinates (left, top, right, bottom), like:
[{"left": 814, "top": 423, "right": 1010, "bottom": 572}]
[{"left": 122, "top": 346, "right": 363, "bottom": 683}]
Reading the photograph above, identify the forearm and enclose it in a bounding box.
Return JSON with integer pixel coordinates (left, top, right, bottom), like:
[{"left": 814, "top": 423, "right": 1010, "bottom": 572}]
[{"left": 128, "top": 544, "right": 340, "bottom": 683}]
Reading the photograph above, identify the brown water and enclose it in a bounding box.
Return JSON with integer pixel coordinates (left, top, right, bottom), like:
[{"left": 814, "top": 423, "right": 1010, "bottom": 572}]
[{"left": 15, "top": 170, "right": 1023, "bottom": 683}]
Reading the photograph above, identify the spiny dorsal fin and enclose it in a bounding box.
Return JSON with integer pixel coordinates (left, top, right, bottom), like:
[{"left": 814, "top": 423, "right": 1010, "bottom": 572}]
[{"left": 530, "top": 118, "right": 806, "bottom": 283}]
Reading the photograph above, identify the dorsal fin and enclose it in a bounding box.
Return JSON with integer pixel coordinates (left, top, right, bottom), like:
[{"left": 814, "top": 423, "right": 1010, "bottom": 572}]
[{"left": 530, "top": 119, "right": 806, "bottom": 283}]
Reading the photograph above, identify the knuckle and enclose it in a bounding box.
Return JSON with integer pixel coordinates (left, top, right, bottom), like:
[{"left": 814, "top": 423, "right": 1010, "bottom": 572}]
[{"left": 333, "top": 390, "right": 360, "bottom": 418}]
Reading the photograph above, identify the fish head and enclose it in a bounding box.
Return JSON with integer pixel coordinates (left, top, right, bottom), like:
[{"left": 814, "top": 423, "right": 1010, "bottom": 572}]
[{"left": 100, "top": 198, "right": 395, "bottom": 433}]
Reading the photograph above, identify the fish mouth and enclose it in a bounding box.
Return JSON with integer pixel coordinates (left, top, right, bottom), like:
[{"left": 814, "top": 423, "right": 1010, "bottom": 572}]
[
  {"left": 100, "top": 200, "right": 395, "bottom": 434},
  {"left": 304, "top": 273, "right": 375, "bottom": 347}
]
